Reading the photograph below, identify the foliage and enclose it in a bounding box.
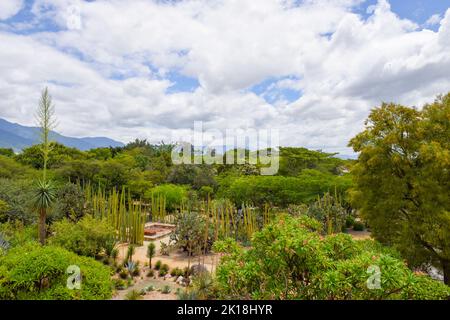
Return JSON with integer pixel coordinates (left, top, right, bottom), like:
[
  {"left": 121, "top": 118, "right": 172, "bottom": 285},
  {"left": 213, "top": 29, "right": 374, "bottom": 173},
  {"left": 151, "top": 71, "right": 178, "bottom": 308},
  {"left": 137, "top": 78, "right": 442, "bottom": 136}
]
[
  {"left": 170, "top": 211, "right": 214, "bottom": 256},
  {"left": 0, "top": 155, "right": 37, "bottom": 179},
  {"left": 0, "top": 148, "right": 14, "bottom": 158},
  {"left": 16, "top": 143, "right": 85, "bottom": 170},
  {"left": 167, "top": 164, "right": 217, "bottom": 190},
  {"left": 146, "top": 242, "right": 156, "bottom": 267},
  {"left": 305, "top": 192, "right": 348, "bottom": 234},
  {"left": 353, "top": 221, "right": 365, "bottom": 231},
  {"left": 51, "top": 183, "right": 87, "bottom": 222},
  {"left": 146, "top": 184, "right": 187, "bottom": 212},
  {"left": 213, "top": 215, "right": 450, "bottom": 300},
  {"left": 50, "top": 215, "right": 115, "bottom": 257},
  {"left": 221, "top": 172, "right": 351, "bottom": 207},
  {"left": 154, "top": 260, "right": 162, "bottom": 270},
  {"left": 349, "top": 93, "right": 450, "bottom": 284},
  {"left": 278, "top": 147, "right": 346, "bottom": 176},
  {"left": 0, "top": 243, "right": 112, "bottom": 300},
  {"left": 125, "top": 289, "right": 142, "bottom": 300},
  {"left": 161, "top": 285, "right": 171, "bottom": 294},
  {"left": 0, "top": 179, "right": 35, "bottom": 223}
]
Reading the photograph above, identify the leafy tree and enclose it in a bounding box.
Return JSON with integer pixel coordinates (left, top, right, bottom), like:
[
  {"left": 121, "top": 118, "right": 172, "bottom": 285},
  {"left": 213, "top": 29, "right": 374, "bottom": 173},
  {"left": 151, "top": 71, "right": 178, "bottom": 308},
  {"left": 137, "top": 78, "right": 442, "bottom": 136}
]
[
  {"left": 213, "top": 215, "right": 450, "bottom": 299},
  {"left": 16, "top": 142, "right": 85, "bottom": 170},
  {"left": 349, "top": 94, "right": 450, "bottom": 285},
  {"left": 278, "top": 147, "right": 344, "bottom": 176},
  {"left": 222, "top": 173, "right": 351, "bottom": 208},
  {"left": 146, "top": 242, "right": 156, "bottom": 268},
  {"left": 146, "top": 184, "right": 187, "bottom": 212},
  {"left": 167, "top": 164, "right": 217, "bottom": 190},
  {"left": 0, "top": 148, "right": 14, "bottom": 157}
]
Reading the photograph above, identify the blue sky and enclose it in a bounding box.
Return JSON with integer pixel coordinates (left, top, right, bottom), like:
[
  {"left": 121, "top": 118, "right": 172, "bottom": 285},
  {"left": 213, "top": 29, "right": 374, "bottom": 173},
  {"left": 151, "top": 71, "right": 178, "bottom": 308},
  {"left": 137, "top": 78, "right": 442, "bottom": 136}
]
[{"left": 0, "top": 0, "right": 449, "bottom": 154}]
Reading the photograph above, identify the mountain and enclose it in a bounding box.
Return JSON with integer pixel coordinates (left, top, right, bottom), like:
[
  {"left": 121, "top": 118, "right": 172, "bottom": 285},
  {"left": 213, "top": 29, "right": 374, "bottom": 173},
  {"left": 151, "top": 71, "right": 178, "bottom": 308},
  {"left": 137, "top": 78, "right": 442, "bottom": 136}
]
[{"left": 0, "top": 118, "right": 124, "bottom": 152}]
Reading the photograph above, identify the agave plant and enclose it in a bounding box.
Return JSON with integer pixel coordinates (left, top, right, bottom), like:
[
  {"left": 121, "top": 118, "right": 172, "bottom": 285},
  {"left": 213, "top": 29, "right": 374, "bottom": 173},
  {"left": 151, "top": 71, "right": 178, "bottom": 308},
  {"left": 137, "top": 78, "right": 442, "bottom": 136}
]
[{"left": 33, "top": 178, "right": 57, "bottom": 245}]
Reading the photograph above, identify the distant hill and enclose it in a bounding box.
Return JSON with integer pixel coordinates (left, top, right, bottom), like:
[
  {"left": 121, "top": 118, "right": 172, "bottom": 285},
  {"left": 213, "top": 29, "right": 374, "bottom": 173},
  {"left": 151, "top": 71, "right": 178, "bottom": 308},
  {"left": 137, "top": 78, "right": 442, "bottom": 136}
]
[{"left": 0, "top": 118, "right": 124, "bottom": 152}]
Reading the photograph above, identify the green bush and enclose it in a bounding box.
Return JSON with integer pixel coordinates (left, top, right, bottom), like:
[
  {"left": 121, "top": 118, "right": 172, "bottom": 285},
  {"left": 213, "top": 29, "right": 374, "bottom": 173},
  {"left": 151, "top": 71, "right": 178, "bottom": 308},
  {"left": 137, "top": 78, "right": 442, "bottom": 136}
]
[
  {"left": 0, "top": 243, "right": 112, "bottom": 300},
  {"left": 125, "top": 289, "right": 142, "bottom": 300},
  {"left": 50, "top": 215, "right": 115, "bottom": 257},
  {"left": 159, "top": 269, "right": 168, "bottom": 277},
  {"left": 353, "top": 221, "right": 365, "bottom": 231},
  {"left": 145, "top": 184, "right": 188, "bottom": 212},
  {"left": 154, "top": 260, "right": 162, "bottom": 270},
  {"left": 161, "top": 285, "right": 171, "bottom": 294},
  {"left": 170, "top": 267, "right": 183, "bottom": 277},
  {"left": 345, "top": 215, "right": 355, "bottom": 228},
  {"left": 213, "top": 215, "right": 450, "bottom": 300},
  {"left": 113, "top": 278, "right": 127, "bottom": 290},
  {"left": 160, "top": 263, "right": 170, "bottom": 273}
]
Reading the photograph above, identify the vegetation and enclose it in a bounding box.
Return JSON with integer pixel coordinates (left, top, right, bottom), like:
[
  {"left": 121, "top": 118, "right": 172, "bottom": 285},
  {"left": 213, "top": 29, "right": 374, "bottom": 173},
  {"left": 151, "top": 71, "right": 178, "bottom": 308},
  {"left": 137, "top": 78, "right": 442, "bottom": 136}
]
[
  {"left": 213, "top": 215, "right": 450, "bottom": 299},
  {"left": 0, "top": 88, "right": 448, "bottom": 300},
  {"left": 0, "top": 243, "right": 112, "bottom": 300},
  {"left": 349, "top": 93, "right": 450, "bottom": 285}
]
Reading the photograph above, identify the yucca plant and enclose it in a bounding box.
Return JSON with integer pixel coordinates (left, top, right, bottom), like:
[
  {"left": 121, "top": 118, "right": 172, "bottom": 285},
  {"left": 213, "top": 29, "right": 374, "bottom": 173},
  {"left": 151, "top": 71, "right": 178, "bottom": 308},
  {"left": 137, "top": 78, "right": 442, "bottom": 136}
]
[
  {"left": 33, "top": 179, "right": 57, "bottom": 245},
  {"left": 33, "top": 87, "right": 57, "bottom": 245}
]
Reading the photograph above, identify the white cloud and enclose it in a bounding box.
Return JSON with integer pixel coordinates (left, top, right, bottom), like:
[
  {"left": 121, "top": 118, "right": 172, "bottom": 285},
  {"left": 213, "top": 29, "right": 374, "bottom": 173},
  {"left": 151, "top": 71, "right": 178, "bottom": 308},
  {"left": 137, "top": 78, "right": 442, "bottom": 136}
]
[
  {"left": 425, "top": 14, "right": 442, "bottom": 27},
  {"left": 0, "top": 0, "right": 449, "bottom": 155},
  {"left": 0, "top": 0, "right": 24, "bottom": 20}
]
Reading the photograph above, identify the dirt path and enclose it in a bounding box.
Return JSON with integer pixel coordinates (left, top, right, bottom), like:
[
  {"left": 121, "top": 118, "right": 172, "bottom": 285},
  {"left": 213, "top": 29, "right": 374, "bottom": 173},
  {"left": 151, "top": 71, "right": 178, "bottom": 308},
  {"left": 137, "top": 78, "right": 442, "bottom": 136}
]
[{"left": 117, "top": 236, "right": 220, "bottom": 272}]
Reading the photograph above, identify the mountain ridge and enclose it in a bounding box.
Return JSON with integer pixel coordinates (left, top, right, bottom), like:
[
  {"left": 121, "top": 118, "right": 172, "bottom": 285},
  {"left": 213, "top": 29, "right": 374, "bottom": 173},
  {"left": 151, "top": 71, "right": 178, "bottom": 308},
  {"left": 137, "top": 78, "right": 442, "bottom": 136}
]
[{"left": 0, "top": 118, "right": 124, "bottom": 151}]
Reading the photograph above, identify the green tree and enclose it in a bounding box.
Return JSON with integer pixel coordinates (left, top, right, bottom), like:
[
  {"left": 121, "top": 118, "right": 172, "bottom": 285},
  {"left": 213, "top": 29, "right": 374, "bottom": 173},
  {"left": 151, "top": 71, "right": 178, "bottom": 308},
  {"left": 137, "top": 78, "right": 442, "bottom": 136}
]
[
  {"left": 33, "top": 88, "right": 57, "bottom": 245},
  {"left": 349, "top": 94, "right": 450, "bottom": 285},
  {"left": 0, "top": 148, "right": 14, "bottom": 157},
  {"left": 146, "top": 242, "right": 156, "bottom": 268},
  {"left": 213, "top": 215, "right": 449, "bottom": 299}
]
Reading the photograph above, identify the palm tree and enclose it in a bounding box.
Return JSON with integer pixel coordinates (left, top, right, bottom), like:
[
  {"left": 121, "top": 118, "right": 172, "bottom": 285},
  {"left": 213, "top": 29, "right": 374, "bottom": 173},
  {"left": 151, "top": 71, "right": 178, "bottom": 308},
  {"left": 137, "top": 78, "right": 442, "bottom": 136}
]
[
  {"left": 34, "top": 87, "right": 57, "bottom": 245},
  {"left": 147, "top": 242, "right": 156, "bottom": 268}
]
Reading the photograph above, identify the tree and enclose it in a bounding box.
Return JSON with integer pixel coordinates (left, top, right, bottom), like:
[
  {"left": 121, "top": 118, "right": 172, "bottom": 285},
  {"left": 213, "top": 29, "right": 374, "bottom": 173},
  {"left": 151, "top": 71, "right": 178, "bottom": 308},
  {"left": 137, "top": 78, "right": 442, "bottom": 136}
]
[
  {"left": 349, "top": 94, "right": 450, "bottom": 285},
  {"left": 213, "top": 215, "right": 450, "bottom": 299},
  {"left": 147, "top": 242, "right": 156, "bottom": 268},
  {"left": 33, "top": 87, "right": 57, "bottom": 245}
]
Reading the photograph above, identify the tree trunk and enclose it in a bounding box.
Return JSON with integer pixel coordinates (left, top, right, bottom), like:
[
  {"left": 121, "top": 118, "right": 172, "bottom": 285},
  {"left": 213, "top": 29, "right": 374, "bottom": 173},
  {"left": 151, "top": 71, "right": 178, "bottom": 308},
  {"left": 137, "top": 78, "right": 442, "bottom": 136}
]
[
  {"left": 39, "top": 208, "right": 46, "bottom": 245},
  {"left": 443, "top": 259, "right": 450, "bottom": 286}
]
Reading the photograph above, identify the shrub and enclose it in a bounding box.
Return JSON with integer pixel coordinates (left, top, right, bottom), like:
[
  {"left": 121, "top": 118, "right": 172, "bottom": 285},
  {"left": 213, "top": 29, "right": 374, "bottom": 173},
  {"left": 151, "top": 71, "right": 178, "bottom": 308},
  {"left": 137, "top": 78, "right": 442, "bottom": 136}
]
[
  {"left": 170, "top": 267, "right": 183, "bottom": 277},
  {"left": 146, "top": 269, "right": 154, "bottom": 277},
  {"left": 161, "top": 285, "right": 171, "bottom": 294},
  {"left": 113, "top": 279, "right": 127, "bottom": 290},
  {"left": 159, "top": 269, "right": 168, "bottom": 277},
  {"left": 154, "top": 260, "right": 162, "bottom": 270},
  {"left": 353, "top": 221, "right": 365, "bottom": 231},
  {"left": 345, "top": 215, "right": 355, "bottom": 228},
  {"left": 0, "top": 243, "right": 112, "bottom": 300},
  {"left": 50, "top": 215, "right": 115, "bottom": 257},
  {"left": 119, "top": 269, "right": 128, "bottom": 279},
  {"left": 160, "top": 263, "right": 170, "bottom": 273},
  {"left": 125, "top": 290, "right": 142, "bottom": 300},
  {"left": 145, "top": 285, "right": 155, "bottom": 292},
  {"left": 213, "top": 215, "right": 450, "bottom": 300}
]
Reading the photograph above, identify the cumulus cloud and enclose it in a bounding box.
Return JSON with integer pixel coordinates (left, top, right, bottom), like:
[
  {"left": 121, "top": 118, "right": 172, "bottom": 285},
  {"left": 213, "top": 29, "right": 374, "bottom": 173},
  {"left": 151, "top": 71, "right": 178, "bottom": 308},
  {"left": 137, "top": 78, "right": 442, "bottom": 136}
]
[
  {"left": 0, "top": 0, "right": 24, "bottom": 20},
  {"left": 0, "top": 0, "right": 449, "bottom": 155}
]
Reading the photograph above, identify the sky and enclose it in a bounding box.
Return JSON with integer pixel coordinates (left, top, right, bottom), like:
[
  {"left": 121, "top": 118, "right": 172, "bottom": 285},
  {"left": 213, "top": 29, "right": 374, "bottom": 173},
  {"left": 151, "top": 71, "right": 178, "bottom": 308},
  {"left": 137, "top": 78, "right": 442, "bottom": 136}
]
[{"left": 0, "top": 0, "right": 450, "bottom": 155}]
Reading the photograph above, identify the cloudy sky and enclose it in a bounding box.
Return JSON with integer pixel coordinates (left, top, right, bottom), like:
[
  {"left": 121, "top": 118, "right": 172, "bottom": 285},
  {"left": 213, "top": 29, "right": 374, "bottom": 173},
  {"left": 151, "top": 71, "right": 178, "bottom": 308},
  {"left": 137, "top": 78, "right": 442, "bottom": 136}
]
[{"left": 0, "top": 0, "right": 450, "bottom": 155}]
